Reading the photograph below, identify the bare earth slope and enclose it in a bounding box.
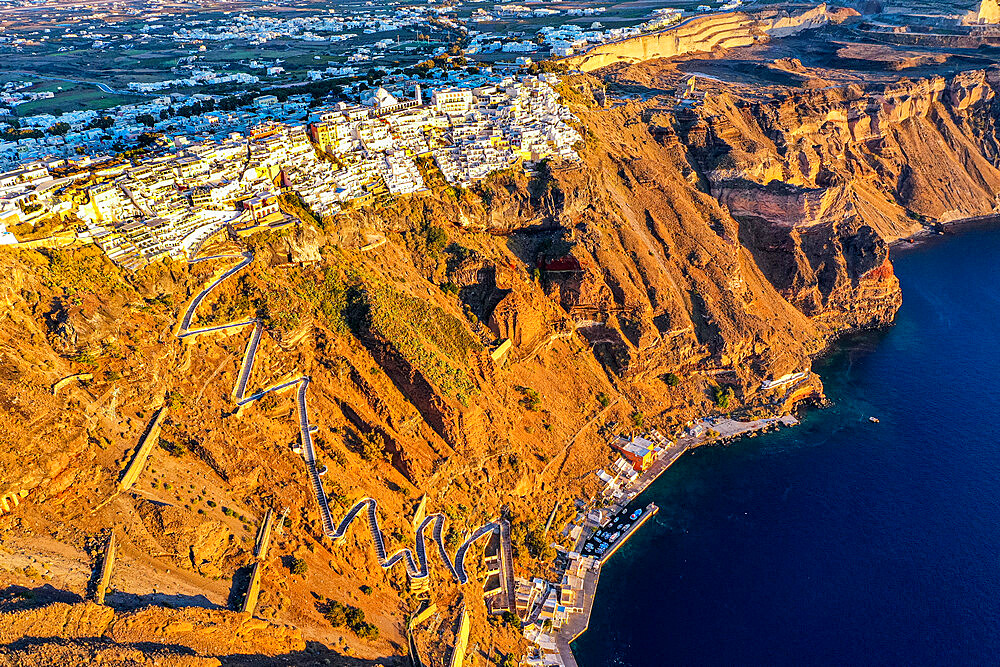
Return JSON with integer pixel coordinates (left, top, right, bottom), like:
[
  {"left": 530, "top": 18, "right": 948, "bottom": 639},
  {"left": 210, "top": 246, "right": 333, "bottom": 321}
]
[{"left": 10, "top": 61, "right": 998, "bottom": 662}]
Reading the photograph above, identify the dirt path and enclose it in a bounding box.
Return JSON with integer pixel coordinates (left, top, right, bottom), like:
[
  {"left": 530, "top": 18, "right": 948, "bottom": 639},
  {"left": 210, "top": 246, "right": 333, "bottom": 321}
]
[{"left": 540, "top": 396, "right": 623, "bottom": 482}]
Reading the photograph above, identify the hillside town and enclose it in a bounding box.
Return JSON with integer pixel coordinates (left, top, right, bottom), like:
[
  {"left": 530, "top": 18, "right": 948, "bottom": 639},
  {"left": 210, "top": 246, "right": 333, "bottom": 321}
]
[{"left": 0, "top": 71, "right": 582, "bottom": 269}]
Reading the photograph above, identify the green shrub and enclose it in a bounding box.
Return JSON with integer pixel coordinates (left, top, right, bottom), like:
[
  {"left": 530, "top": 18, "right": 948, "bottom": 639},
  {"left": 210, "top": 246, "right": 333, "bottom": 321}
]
[
  {"left": 518, "top": 386, "right": 541, "bottom": 411},
  {"left": 289, "top": 557, "right": 307, "bottom": 576},
  {"left": 320, "top": 599, "right": 347, "bottom": 627},
  {"left": 445, "top": 526, "right": 462, "bottom": 550},
  {"left": 360, "top": 436, "right": 385, "bottom": 461},
  {"left": 159, "top": 440, "right": 186, "bottom": 457},
  {"left": 425, "top": 225, "right": 447, "bottom": 253},
  {"left": 354, "top": 621, "right": 380, "bottom": 640},
  {"left": 712, "top": 385, "right": 735, "bottom": 410}
]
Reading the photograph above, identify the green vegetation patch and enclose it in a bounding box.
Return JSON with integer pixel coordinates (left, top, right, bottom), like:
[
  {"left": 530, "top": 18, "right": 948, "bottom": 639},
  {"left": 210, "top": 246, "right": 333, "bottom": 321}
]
[
  {"left": 279, "top": 192, "right": 324, "bottom": 229},
  {"left": 317, "top": 598, "right": 380, "bottom": 640},
  {"left": 511, "top": 520, "right": 555, "bottom": 561},
  {"left": 288, "top": 557, "right": 308, "bottom": 576},
  {"left": 294, "top": 266, "right": 351, "bottom": 335},
  {"left": 517, "top": 386, "right": 541, "bottom": 411},
  {"left": 22, "top": 244, "right": 138, "bottom": 297},
  {"left": 199, "top": 240, "right": 480, "bottom": 397},
  {"left": 712, "top": 384, "right": 736, "bottom": 410},
  {"left": 16, "top": 83, "right": 140, "bottom": 116},
  {"left": 358, "top": 283, "right": 481, "bottom": 398}
]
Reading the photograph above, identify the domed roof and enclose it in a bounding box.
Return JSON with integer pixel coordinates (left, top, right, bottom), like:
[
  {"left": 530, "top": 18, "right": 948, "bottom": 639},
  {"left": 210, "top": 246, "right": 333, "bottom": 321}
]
[{"left": 373, "top": 87, "right": 398, "bottom": 108}]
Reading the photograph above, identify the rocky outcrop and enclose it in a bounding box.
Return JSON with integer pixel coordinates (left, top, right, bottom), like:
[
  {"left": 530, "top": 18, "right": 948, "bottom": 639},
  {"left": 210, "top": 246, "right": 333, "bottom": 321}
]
[
  {"left": 659, "top": 68, "right": 1000, "bottom": 337},
  {"left": 281, "top": 222, "right": 324, "bottom": 263},
  {"left": 0, "top": 639, "right": 221, "bottom": 667},
  {"left": 738, "top": 216, "right": 900, "bottom": 328},
  {"left": 563, "top": 5, "right": 832, "bottom": 72},
  {"left": 965, "top": 0, "right": 1000, "bottom": 24},
  {"left": 0, "top": 602, "right": 304, "bottom": 657},
  {"left": 682, "top": 69, "right": 1000, "bottom": 240}
]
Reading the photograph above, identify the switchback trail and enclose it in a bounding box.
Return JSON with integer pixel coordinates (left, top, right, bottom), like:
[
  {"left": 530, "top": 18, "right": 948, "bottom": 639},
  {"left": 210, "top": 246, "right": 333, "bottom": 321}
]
[{"left": 178, "top": 249, "right": 514, "bottom": 589}]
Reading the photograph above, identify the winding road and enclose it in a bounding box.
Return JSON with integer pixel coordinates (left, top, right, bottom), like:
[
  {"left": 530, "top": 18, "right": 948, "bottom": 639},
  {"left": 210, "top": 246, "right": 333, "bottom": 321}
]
[{"left": 177, "top": 250, "right": 515, "bottom": 591}]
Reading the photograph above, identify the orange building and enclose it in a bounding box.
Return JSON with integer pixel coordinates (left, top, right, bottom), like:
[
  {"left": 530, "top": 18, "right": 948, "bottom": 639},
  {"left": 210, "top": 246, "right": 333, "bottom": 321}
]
[{"left": 611, "top": 435, "right": 658, "bottom": 472}]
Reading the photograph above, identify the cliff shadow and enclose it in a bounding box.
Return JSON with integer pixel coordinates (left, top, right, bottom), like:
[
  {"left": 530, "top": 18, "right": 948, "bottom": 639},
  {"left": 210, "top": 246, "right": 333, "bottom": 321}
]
[
  {"left": 106, "top": 590, "right": 220, "bottom": 612},
  {"left": 226, "top": 563, "right": 254, "bottom": 611},
  {"left": 5, "top": 636, "right": 201, "bottom": 657},
  {"left": 219, "top": 641, "right": 405, "bottom": 665},
  {"left": 0, "top": 584, "right": 82, "bottom": 613}
]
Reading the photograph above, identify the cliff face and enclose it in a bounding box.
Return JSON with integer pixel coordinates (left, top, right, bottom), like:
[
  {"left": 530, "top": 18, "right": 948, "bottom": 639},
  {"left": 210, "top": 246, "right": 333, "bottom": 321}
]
[
  {"left": 682, "top": 69, "right": 1000, "bottom": 239},
  {"left": 661, "top": 69, "right": 1000, "bottom": 332},
  {"left": 562, "top": 4, "right": 834, "bottom": 72},
  {"left": 0, "top": 76, "right": 914, "bottom": 663},
  {"left": 648, "top": 67, "right": 1000, "bottom": 326}
]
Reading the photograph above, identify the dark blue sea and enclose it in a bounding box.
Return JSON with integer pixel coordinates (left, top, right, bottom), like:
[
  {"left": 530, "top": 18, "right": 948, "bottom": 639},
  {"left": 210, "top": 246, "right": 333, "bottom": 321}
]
[{"left": 573, "top": 223, "right": 1000, "bottom": 666}]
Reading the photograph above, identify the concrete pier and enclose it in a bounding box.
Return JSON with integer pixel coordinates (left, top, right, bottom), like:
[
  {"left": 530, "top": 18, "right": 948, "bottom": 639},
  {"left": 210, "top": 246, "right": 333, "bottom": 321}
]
[
  {"left": 598, "top": 503, "right": 659, "bottom": 564},
  {"left": 545, "top": 415, "right": 801, "bottom": 664},
  {"left": 550, "top": 504, "right": 658, "bottom": 667}
]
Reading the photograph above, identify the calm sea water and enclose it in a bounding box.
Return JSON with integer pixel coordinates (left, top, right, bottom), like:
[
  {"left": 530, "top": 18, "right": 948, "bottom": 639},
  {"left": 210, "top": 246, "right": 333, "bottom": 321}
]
[{"left": 573, "top": 224, "right": 1000, "bottom": 666}]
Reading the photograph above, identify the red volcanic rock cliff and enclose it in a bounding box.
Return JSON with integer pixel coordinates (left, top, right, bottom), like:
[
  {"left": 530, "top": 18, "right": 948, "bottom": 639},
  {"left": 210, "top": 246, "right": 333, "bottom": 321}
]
[{"left": 0, "top": 70, "right": 958, "bottom": 664}]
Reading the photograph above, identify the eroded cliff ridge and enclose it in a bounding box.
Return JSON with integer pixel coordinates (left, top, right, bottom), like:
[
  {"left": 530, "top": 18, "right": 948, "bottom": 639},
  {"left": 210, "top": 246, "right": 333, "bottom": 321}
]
[
  {"left": 688, "top": 70, "right": 1000, "bottom": 236},
  {"left": 13, "top": 56, "right": 1000, "bottom": 663},
  {"left": 660, "top": 66, "right": 1000, "bottom": 324},
  {"left": 562, "top": 3, "right": 841, "bottom": 72}
]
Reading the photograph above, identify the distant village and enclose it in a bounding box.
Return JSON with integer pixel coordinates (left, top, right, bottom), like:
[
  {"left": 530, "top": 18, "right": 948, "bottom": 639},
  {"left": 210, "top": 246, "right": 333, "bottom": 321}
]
[{"left": 0, "top": 70, "right": 582, "bottom": 268}]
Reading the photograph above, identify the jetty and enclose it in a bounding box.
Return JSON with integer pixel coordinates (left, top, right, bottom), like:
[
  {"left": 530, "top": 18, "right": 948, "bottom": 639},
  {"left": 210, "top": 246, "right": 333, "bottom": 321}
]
[
  {"left": 543, "top": 504, "right": 658, "bottom": 667},
  {"left": 535, "top": 414, "right": 800, "bottom": 666},
  {"left": 597, "top": 503, "right": 658, "bottom": 564}
]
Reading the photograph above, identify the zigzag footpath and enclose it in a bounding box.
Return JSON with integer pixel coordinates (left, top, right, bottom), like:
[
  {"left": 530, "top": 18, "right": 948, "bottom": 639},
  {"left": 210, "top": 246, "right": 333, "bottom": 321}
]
[{"left": 177, "top": 249, "right": 513, "bottom": 593}]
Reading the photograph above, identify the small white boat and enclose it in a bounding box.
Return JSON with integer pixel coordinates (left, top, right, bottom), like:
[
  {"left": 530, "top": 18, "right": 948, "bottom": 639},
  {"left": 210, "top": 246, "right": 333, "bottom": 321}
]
[{"left": 869, "top": 416, "right": 880, "bottom": 423}]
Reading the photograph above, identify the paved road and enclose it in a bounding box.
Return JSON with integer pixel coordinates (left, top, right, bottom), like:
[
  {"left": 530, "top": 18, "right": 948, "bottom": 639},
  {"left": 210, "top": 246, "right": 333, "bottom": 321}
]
[{"left": 16, "top": 72, "right": 121, "bottom": 94}]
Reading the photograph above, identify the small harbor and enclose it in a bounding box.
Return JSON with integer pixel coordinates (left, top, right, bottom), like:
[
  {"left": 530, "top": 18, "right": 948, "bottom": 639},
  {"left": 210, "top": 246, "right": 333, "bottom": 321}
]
[
  {"left": 582, "top": 502, "right": 658, "bottom": 563},
  {"left": 522, "top": 413, "right": 801, "bottom": 667}
]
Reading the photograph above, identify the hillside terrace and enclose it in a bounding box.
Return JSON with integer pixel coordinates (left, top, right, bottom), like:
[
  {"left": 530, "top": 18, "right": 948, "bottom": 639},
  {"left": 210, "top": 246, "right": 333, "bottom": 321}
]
[{"left": 0, "top": 72, "right": 581, "bottom": 268}]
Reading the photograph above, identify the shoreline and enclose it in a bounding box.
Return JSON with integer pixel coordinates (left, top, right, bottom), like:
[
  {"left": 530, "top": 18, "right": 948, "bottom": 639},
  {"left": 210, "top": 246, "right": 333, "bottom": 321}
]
[
  {"left": 890, "top": 214, "right": 1000, "bottom": 252},
  {"left": 531, "top": 413, "right": 802, "bottom": 666},
  {"left": 552, "top": 221, "right": 959, "bottom": 664},
  {"left": 553, "top": 228, "right": 1000, "bottom": 664}
]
